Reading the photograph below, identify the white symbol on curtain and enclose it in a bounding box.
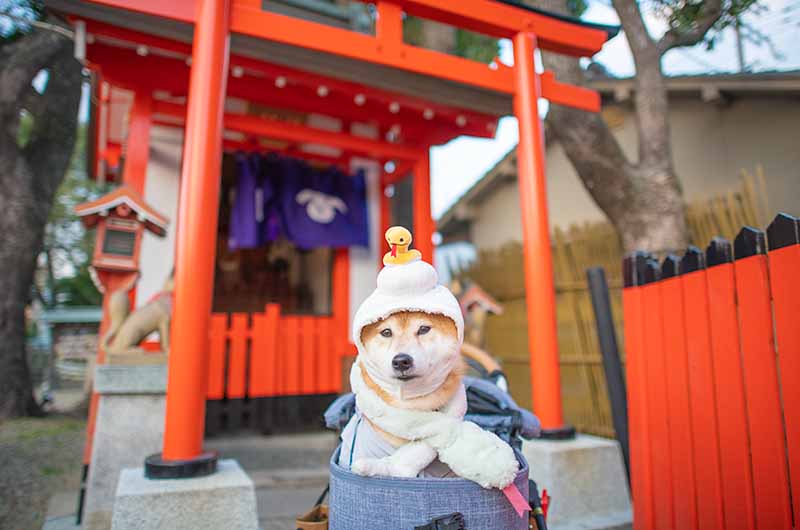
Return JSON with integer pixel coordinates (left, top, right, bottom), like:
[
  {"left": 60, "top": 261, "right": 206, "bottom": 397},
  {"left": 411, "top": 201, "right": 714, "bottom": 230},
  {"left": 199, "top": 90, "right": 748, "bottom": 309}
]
[{"left": 296, "top": 189, "right": 348, "bottom": 224}]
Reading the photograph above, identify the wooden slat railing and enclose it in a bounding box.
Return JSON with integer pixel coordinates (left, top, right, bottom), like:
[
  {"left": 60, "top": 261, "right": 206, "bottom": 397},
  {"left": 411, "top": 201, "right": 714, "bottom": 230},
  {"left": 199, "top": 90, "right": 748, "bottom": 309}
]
[
  {"left": 623, "top": 212, "right": 799, "bottom": 530},
  {"left": 206, "top": 303, "right": 343, "bottom": 400}
]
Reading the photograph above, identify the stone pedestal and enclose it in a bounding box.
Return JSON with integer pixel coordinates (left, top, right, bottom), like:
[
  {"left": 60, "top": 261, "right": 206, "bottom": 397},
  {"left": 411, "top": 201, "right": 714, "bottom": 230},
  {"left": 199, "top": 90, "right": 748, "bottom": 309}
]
[
  {"left": 82, "top": 364, "right": 168, "bottom": 530},
  {"left": 111, "top": 459, "right": 258, "bottom": 530},
  {"left": 522, "top": 434, "right": 632, "bottom": 530}
]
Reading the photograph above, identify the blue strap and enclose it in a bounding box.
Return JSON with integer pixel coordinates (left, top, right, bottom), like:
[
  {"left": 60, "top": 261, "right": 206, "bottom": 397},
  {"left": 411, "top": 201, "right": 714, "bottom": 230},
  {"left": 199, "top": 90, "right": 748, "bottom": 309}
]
[{"left": 348, "top": 416, "right": 362, "bottom": 468}]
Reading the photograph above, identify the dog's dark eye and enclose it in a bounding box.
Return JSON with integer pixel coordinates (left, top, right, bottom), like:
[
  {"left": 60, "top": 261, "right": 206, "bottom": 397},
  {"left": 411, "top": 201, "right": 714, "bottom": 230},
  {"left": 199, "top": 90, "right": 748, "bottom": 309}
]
[
  {"left": 380, "top": 328, "right": 392, "bottom": 338},
  {"left": 417, "top": 325, "right": 431, "bottom": 336}
]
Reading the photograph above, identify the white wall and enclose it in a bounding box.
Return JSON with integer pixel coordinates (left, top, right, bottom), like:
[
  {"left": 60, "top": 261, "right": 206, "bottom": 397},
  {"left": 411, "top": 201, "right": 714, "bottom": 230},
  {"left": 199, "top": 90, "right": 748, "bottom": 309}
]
[
  {"left": 348, "top": 157, "right": 381, "bottom": 333},
  {"left": 469, "top": 95, "right": 800, "bottom": 251},
  {"left": 137, "top": 126, "right": 182, "bottom": 307}
]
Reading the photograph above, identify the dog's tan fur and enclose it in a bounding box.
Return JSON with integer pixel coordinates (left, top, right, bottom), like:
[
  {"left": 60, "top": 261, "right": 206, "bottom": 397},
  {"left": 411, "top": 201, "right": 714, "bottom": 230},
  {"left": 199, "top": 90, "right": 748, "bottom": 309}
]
[{"left": 359, "top": 311, "right": 464, "bottom": 447}]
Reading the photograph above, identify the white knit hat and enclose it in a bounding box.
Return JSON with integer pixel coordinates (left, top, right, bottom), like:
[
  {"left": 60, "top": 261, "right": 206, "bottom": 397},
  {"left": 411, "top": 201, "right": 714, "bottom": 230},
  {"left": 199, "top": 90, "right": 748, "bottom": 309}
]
[
  {"left": 352, "top": 259, "right": 465, "bottom": 351},
  {"left": 351, "top": 227, "right": 464, "bottom": 399}
]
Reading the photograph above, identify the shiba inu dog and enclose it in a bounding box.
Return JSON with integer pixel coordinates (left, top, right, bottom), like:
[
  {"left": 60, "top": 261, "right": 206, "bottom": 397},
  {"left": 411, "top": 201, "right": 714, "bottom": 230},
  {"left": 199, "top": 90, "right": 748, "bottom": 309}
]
[
  {"left": 342, "top": 310, "right": 464, "bottom": 478},
  {"left": 359, "top": 310, "right": 463, "bottom": 448},
  {"left": 339, "top": 227, "right": 519, "bottom": 489},
  {"left": 359, "top": 311, "right": 462, "bottom": 411},
  {"left": 339, "top": 228, "right": 518, "bottom": 487}
]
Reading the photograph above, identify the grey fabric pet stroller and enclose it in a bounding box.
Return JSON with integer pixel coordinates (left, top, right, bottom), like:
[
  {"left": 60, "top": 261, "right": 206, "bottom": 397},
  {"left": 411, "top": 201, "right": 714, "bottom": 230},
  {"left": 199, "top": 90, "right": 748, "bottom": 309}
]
[{"left": 322, "top": 376, "right": 544, "bottom": 530}]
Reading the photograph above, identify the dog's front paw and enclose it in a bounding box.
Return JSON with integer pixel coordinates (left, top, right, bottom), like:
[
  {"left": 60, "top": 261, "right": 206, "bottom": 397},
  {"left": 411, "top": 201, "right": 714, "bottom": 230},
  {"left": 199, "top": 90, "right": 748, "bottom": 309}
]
[
  {"left": 351, "top": 457, "right": 391, "bottom": 477},
  {"left": 386, "top": 461, "right": 418, "bottom": 478}
]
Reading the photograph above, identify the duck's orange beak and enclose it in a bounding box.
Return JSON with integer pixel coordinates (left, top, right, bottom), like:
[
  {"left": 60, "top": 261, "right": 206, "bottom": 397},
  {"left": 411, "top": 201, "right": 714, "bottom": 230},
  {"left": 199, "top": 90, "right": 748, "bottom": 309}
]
[{"left": 391, "top": 244, "right": 398, "bottom": 257}]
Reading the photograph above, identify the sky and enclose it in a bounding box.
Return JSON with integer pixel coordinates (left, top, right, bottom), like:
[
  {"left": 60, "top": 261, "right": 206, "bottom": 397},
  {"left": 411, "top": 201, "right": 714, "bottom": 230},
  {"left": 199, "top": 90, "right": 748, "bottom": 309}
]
[{"left": 430, "top": 0, "right": 800, "bottom": 218}]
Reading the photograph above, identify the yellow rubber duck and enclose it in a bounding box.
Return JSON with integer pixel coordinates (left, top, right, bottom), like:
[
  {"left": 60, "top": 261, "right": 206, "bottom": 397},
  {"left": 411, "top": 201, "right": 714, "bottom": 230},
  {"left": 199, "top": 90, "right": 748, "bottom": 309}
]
[{"left": 383, "top": 226, "right": 422, "bottom": 266}]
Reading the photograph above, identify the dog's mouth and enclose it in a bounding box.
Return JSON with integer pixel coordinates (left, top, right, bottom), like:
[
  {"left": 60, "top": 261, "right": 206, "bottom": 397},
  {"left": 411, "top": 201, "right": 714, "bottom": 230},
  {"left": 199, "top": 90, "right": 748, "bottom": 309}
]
[{"left": 395, "top": 374, "right": 419, "bottom": 381}]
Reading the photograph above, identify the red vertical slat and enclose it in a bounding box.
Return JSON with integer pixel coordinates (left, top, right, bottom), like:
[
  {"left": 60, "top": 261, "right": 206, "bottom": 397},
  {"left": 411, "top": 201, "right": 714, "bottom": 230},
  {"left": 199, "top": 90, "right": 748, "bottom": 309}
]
[
  {"left": 284, "top": 316, "right": 301, "bottom": 395},
  {"left": 734, "top": 229, "right": 793, "bottom": 530},
  {"left": 301, "top": 317, "right": 317, "bottom": 394},
  {"left": 705, "top": 239, "right": 756, "bottom": 530},
  {"left": 767, "top": 214, "right": 800, "bottom": 525},
  {"left": 264, "top": 304, "right": 280, "bottom": 396},
  {"left": 622, "top": 254, "right": 654, "bottom": 530},
  {"left": 317, "top": 317, "right": 333, "bottom": 393},
  {"left": 226, "top": 313, "right": 249, "bottom": 399},
  {"left": 207, "top": 314, "right": 228, "bottom": 399},
  {"left": 659, "top": 257, "right": 698, "bottom": 530},
  {"left": 680, "top": 249, "right": 725, "bottom": 530},
  {"left": 640, "top": 260, "right": 675, "bottom": 530},
  {"left": 274, "top": 310, "right": 285, "bottom": 396},
  {"left": 249, "top": 311, "right": 268, "bottom": 397}
]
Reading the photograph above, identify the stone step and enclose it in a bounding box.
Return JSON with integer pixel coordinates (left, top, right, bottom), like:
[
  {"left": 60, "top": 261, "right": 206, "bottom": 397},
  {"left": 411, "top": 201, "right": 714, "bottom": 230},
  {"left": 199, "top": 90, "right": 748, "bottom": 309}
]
[
  {"left": 205, "top": 432, "right": 338, "bottom": 475},
  {"left": 250, "top": 467, "right": 330, "bottom": 489}
]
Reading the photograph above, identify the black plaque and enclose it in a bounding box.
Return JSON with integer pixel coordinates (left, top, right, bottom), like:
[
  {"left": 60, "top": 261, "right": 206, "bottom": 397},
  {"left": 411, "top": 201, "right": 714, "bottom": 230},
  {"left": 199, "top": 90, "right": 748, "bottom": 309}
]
[{"left": 103, "top": 229, "right": 136, "bottom": 257}]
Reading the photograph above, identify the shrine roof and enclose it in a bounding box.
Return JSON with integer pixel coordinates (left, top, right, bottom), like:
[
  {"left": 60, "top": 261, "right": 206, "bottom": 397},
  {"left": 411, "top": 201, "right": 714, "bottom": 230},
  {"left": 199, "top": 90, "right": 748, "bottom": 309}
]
[
  {"left": 75, "top": 185, "right": 170, "bottom": 236},
  {"left": 53, "top": 0, "right": 618, "bottom": 156},
  {"left": 51, "top": 0, "right": 506, "bottom": 138},
  {"left": 494, "top": 0, "right": 620, "bottom": 39},
  {"left": 52, "top": 0, "right": 617, "bottom": 121}
]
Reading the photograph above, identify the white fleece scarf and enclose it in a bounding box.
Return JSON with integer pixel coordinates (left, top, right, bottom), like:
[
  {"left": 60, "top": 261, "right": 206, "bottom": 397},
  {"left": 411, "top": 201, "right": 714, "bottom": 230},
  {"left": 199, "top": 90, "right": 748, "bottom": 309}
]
[{"left": 350, "top": 361, "right": 519, "bottom": 489}]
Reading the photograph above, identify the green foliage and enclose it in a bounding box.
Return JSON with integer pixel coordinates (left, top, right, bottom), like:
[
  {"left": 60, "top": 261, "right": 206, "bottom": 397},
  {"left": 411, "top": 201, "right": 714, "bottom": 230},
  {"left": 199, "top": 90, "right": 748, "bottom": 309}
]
[
  {"left": 403, "top": 16, "right": 500, "bottom": 65},
  {"left": 40, "top": 124, "right": 108, "bottom": 307},
  {"left": 402, "top": 15, "right": 424, "bottom": 47},
  {"left": 17, "top": 108, "right": 34, "bottom": 147},
  {"left": 52, "top": 268, "right": 103, "bottom": 306},
  {"left": 566, "top": 0, "right": 588, "bottom": 17},
  {"left": 455, "top": 30, "right": 500, "bottom": 64},
  {"left": 648, "top": 0, "right": 764, "bottom": 50}
]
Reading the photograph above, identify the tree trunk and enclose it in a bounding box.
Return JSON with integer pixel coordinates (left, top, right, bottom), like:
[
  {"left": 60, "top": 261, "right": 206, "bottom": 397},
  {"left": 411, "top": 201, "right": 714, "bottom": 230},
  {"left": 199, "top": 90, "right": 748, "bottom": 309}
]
[
  {"left": 527, "top": 0, "right": 689, "bottom": 254},
  {"left": 0, "top": 19, "right": 82, "bottom": 419}
]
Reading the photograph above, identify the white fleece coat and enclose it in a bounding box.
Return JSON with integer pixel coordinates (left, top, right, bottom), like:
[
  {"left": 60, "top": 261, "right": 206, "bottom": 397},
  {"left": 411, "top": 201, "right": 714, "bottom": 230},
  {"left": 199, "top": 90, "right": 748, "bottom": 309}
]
[{"left": 349, "top": 362, "right": 519, "bottom": 489}]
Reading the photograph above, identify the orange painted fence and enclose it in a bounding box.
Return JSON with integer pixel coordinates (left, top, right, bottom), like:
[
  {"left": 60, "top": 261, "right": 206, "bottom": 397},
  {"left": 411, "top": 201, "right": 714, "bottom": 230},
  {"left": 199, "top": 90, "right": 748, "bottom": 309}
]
[
  {"left": 623, "top": 213, "right": 799, "bottom": 530},
  {"left": 206, "top": 304, "right": 344, "bottom": 401}
]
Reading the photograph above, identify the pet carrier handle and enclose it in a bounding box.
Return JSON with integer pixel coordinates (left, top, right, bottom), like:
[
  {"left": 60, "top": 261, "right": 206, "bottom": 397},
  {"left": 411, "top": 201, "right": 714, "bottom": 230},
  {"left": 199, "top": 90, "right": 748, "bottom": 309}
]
[
  {"left": 528, "top": 480, "right": 548, "bottom": 530},
  {"left": 314, "top": 485, "right": 329, "bottom": 507},
  {"left": 413, "top": 512, "right": 466, "bottom": 530}
]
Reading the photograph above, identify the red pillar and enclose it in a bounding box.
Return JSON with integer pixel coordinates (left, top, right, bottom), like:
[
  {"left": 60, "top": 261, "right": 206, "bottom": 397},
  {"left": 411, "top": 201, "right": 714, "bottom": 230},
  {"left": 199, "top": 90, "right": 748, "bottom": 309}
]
[
  {"left": 150, "top": 0, "right": 230, "bottom": 472},
  {"left": 121, "top": 92, "right": 152, "bottom": 195},
  {"left": 413, "top": 151, "right": 435, "bottom": 265},
  {"left": 512, "top": 32, "right": 565, "bottom": 431}
]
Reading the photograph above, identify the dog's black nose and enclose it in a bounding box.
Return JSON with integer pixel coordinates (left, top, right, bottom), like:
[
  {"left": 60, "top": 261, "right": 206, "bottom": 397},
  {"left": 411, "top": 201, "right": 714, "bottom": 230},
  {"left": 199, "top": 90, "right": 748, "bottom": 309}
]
[{"left": 392, "top": 353, "right": 414, "bottom": 372}]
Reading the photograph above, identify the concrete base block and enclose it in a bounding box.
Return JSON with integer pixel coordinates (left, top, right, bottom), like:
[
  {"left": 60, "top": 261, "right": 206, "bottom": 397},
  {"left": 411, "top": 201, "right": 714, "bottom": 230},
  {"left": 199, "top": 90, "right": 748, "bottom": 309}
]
[
  {"left": 82, "top": 364, "right": 167, "bottom": 530},
  {"left": 111, "top": 459, "right": 258, "bottom": 530},
  {"left": 522, "top": 435, "right": 632, "bottom": 530}
]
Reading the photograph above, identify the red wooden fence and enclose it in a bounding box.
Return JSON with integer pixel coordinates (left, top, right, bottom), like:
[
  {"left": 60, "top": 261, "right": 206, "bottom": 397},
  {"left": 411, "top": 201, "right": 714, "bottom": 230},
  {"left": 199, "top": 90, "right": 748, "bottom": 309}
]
[
  {"left": 623, "top": 213, "right": 799, "bottom": 530},
  {"left": 206, "top": 304, "right": 345, "bottom": 400}
]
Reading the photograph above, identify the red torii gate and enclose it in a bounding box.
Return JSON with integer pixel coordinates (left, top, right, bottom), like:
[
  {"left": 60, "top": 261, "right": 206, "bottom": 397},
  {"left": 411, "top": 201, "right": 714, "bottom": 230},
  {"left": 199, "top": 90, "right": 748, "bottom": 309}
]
[{"left": 65, "top": 0, "right": 617, "bottom": 475}]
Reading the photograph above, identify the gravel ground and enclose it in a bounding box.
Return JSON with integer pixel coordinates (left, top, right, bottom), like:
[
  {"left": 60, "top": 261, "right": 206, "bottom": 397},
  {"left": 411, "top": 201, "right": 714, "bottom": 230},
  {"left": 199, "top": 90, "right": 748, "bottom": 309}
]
[{"left": 0, "top": 415, "right": 86, "bottom": 530}]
